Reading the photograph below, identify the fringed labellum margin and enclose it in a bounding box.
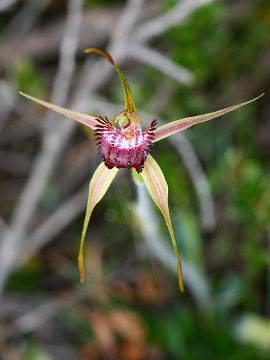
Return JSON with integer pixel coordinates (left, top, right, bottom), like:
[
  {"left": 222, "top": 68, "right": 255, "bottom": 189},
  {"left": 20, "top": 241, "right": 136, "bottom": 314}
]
[{"left": 95, "top": 116, "right": 157, "bottom": 173}]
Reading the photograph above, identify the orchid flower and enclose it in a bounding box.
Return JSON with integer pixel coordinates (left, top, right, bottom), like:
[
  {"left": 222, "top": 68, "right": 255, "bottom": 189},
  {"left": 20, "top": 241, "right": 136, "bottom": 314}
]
[{"left": 20, "top": 48, "right": 263, "bottom": 293}]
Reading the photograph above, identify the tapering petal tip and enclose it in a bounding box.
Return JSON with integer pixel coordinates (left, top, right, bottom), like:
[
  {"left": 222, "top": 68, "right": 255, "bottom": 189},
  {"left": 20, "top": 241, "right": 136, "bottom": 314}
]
[
  {"left": 78, "top": 253, "right": 85, "bottom": 283},
  {"left": 84, "top": 47, "right": 114, "bottom": 64},
  {"left": 178, "top": 261, "right": 184, "bottom": 293},
  {"left": 19, "top": 90, "right": 98, "bottom": 130},
  {"left": 84, "top": 47, "right": 136, "bottom": 114},
  {"left": 153, "top": 93, "right": 265, "bottom": 142}
]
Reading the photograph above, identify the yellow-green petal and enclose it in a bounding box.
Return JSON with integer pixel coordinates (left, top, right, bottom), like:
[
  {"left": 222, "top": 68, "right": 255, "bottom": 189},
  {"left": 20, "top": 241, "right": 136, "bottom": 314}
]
[
  {"left": 141, "top": 155, "right": 184, "bottom": 292},
  {"left": 84, "top": 47, "right": 136, "bottom": 114},
  {"left": 78, "top": 163, "right": 119, "bottom": 283}
]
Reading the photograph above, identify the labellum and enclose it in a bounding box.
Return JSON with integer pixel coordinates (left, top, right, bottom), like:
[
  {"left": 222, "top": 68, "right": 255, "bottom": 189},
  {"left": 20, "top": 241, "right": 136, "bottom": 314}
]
[{"left": 95, "top": 116, "right": 157, "bottom": 172}]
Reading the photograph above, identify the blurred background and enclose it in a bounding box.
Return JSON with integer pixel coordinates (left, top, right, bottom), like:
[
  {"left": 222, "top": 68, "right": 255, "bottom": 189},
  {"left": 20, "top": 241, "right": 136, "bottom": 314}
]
[{"left": 0, "top": 0, "right": 269, "bottom": 359}]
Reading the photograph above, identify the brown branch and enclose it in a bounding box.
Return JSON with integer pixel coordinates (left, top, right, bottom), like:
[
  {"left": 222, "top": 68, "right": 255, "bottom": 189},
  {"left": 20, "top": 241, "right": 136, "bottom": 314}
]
[{"left": 0, "top": 8, "right": 120, "bottom": 68}]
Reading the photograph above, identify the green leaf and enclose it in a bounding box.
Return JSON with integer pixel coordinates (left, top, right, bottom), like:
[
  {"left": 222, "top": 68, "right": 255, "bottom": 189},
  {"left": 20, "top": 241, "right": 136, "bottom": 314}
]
[{"left": 23, "top": 343, "right": 52, "bottom": 360}]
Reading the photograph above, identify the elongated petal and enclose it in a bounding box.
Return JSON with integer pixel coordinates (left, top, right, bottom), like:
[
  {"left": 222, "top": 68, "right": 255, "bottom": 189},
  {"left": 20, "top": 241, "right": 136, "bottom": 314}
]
[
  {"left": 140, "top": 154, "right": 184, "bottom": 292},
  {"left": 19, "top": 91, "right": 98, "bottom": 129},
  {"left": 78, "top": 163, "right": 119, "bottom": 282},
  {"left": 153, "top": 94, "right": 264, "bottom": 142},
  {"left": 85, "top": 48, "right": 136, "bottom": 114}
]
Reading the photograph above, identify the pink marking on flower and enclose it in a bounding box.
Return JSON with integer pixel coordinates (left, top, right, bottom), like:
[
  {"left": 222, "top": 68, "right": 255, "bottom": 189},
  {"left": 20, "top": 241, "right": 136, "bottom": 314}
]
[{"left": 95, "top": 117, "right": 157, "bottom": 173}]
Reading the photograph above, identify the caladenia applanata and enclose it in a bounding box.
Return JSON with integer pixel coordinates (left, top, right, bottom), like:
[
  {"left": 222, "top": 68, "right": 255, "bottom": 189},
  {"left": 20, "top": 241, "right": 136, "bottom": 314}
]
[{"left": 20, "top": 48, "right": 263, "bottom": 293}]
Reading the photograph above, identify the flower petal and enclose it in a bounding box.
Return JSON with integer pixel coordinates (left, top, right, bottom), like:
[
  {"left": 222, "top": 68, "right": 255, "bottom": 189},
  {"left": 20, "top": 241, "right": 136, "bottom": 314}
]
[
  {"left": 140, "top": 154, "right": 184, "bottom": 292},
  {"left": 78, "top": 163, "right": 119, "bottom": 283},
  {"left": 19, "top": 91, "right": 98, "bottom": 129},
  {"left": 153, "top": 94, "right": 264, "bottom": 142},
  {"left": 84, "top": 48, "right": 136, "bottom": 114}
]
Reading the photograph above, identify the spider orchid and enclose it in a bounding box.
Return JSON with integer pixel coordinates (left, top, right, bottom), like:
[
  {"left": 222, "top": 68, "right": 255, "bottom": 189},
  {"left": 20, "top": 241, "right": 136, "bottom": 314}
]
[{"left": 20, "top": 48, "right": 263, "bottom": 292}]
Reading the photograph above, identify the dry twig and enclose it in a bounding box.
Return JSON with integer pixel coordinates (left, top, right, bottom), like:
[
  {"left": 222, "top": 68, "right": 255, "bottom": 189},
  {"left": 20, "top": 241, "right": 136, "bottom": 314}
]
[
  {"left": 0, "top": 0, "right": 19, "bottom": 12},
  {"left": 128, "top": 44, "right": 194, "bottom": 85},
  {"left": 0, "top": 0, "right": 83, "bottom": 293}
]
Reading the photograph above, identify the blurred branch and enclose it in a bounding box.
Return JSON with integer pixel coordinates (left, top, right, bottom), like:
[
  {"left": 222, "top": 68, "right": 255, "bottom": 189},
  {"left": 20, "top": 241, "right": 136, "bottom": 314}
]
[
  {"left": 20, "top": 184, "right": 88, "bottom": 265},
  {"left": 111, "top": 0, "right": 144, "bottom": 42},
  {"left": 0, "top": 0, "right": 19, "bottom": 12},
  {"left": 0, "top": 80, "right": 16, "bottom": 133},
  {"left": 3, "top": 0, "right": 50, "bottom": 38},
  {"left": 0, "top": 217, "right": 8, "bottom": 235},
  {"left": 76, "top": 0, "right": 145, "bottom": 100},
  {"left": 0, "top": 0, "right": 84, "bottom": 294},
  {"left": 169, "top": 135, "right": 216, "bottom": 230},
  {"left": 133, "top": 0, "right": 214, "bottom": 42},
  {"left": 0, "top": 151, "right": 31, "bottom": 175},
  {"left": 0, "top": 8, "right": 119, "bottom": 67},
  {"left": 1, "top": 294, "right": 75, "bottom": 340},
  {"left": 146, "top": 79, "right": 176, "bottom": 113},
  {"left": 128, "top": 44, "right": 194, "bottom": 85}
]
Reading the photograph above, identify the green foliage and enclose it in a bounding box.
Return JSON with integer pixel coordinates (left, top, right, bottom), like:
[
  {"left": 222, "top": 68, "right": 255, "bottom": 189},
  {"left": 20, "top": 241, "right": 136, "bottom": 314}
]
[
  {"left": 39, "top": 179, "right": 58, "bottom": 209},
  {"left": 23, "top": 343, "right": 52, "bottom": 360},
  {"left": 168, "top": 2, "right": 227, "bottom": 84},
  {"left": 13, "top": 58, "right": 46, "bottom": 95},
  {"left": 65, "top": 309, "right": 94, "bottom": 341},
  {"left": 145, "top": 305, "right": 269, "bottom": 359},
  {"left": 8, "top": 258, "right": 44, "bottom": 293}
]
